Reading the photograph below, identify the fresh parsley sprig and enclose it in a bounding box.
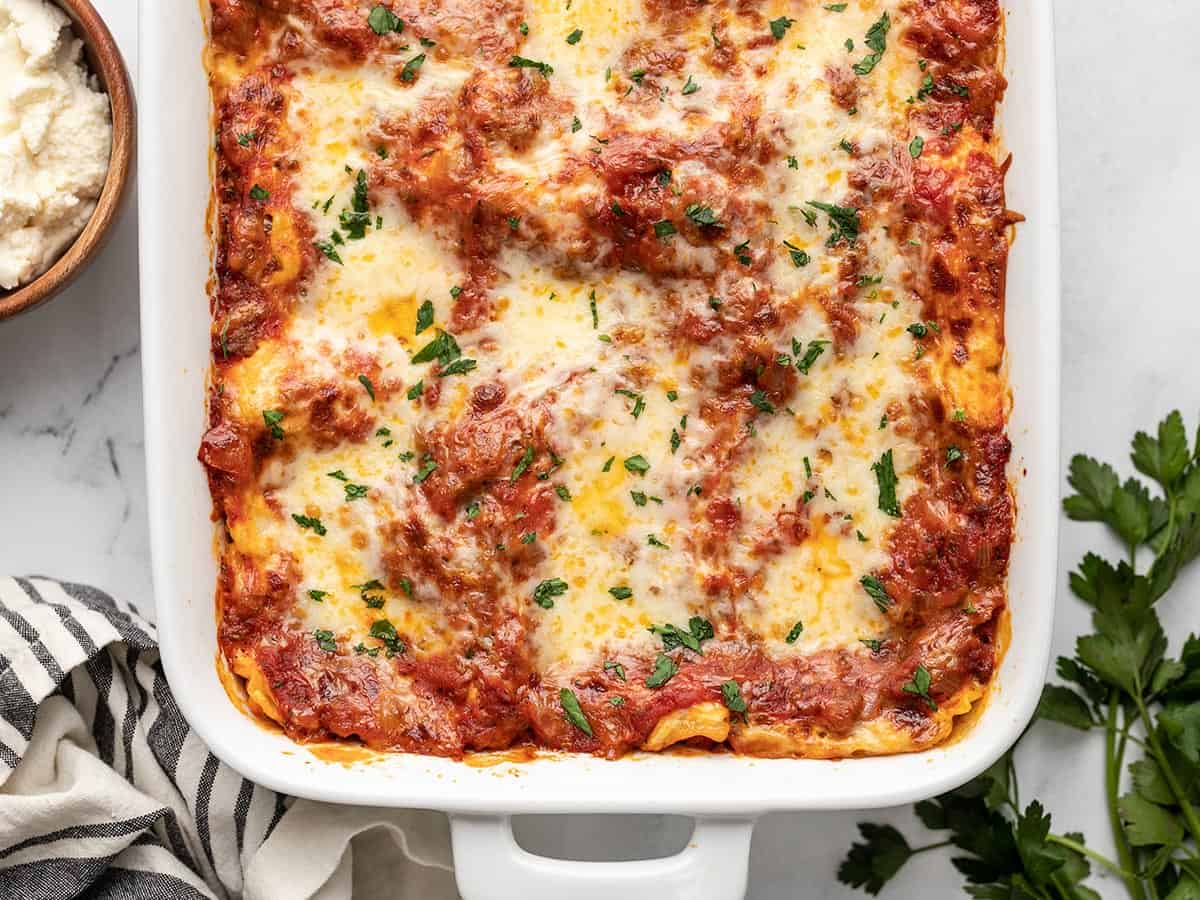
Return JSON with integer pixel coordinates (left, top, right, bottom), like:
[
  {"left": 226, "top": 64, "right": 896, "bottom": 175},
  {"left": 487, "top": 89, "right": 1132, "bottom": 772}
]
[{"left": 838, "top": 410, "right": 1200, "bottom": 899}]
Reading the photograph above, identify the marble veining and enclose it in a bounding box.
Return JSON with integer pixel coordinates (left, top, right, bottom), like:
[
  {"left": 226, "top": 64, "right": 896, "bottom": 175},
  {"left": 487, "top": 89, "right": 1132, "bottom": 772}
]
[{"left": 1, "top": 1, "right": 1198, "bottom": 897}]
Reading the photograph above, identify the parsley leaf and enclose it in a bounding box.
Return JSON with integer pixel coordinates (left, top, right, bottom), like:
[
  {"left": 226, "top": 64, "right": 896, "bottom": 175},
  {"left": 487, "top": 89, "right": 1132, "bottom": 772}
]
[
  {"left": 415, "top": 300, "right": 434, "bottom": 335},
  {"left": 769, "top": 16, "right": 793, "bottom": 39},
  {"left": 721, "top": 680, "right": 748, "bottom": 722},
  {"left": 313, "top": 629, "right": 337, "bottom": 653},
  {"left": 262, "top": 409, "right": 285, "bottom": 440},
  {"left": 367, "top": 5, "right": 404, "bottom": 35},
  {"left": 533, "top": 577, "right": 568, "bottom": 609},
  {"left": 872, "top": 449, "right": 901, "bottom": 517},
  {"left": 860, "top": 575, "right": 891, "bottom": 613},
  {"left": 623, "top": 455, "right": 650, "bottom": 475},
  {"left": 685, "top": 204, "right": 724, "bottom": 229},
  {"left": 806, "top": 201, "right": 860, "bottom": 246},
  {"left": 559, "top": 688, "right": 593, "bottom": 735},
  {"left": 400, "top": 53, "right": 426, "bottom": 82},
  {"left": 509, "top": 55, "right": 554, "bottom": 77},
  {"left": 292, "top": 514, "right": 326, "bottom": 536},
  {"left": 645, "top": 653, "right": 678, "bottom": 688}
]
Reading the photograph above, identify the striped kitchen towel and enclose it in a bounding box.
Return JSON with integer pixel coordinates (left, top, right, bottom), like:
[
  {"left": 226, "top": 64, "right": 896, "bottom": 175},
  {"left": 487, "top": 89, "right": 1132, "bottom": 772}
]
[{"left": 0, "top": 577, "right": 457, "bottom": 900}]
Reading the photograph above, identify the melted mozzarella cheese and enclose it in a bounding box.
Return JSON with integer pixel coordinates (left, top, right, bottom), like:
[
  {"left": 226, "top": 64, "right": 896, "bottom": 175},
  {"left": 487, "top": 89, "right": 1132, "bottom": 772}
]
[{"left": 225, "top": 0, "right": 943, "bottom": 674}]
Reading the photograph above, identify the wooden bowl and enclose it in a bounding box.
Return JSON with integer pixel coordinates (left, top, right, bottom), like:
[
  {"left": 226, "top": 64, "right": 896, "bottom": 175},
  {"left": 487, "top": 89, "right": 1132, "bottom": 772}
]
[{"left": 0, "top": 0, "right": 135, "bottom": 321}]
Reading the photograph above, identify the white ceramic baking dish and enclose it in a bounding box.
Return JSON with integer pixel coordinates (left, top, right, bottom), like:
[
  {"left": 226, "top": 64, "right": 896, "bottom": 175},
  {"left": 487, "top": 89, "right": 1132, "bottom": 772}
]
[{"left": 139, "top": 3, "right": 1060, "bottom": 896}]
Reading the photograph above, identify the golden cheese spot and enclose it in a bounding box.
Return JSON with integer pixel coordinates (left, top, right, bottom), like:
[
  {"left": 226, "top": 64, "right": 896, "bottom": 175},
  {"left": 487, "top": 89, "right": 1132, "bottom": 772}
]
[{"left": 571, "top": 464, "right": 629, "bottom": 537}]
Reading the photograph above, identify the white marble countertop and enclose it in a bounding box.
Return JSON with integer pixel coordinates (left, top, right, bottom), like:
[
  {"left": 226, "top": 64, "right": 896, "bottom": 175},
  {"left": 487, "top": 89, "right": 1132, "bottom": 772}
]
[{"left": 2, "top": 1, "right": 1198, "bottom": 896}]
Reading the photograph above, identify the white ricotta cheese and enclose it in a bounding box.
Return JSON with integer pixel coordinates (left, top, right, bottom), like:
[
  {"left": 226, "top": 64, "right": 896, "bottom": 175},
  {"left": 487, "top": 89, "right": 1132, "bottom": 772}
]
[{"left": 0, "top": 0, "right": 112, "bottom": 289}]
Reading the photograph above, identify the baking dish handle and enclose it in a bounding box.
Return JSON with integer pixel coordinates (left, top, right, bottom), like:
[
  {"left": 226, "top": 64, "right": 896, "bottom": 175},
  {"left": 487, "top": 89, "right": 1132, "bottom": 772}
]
[{"left": 449, "top": 814, "right": 757, "bottom": 900}]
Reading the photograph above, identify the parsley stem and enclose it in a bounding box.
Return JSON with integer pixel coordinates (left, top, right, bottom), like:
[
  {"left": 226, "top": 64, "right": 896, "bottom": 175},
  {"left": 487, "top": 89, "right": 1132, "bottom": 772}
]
[
  {"left": 1135, "top": 695, "right": 1200, "bottom": 848},
  {"left": 1105, "top": 696, "right": 1145, "bottom": 900},
  {"left": 1045, "top": 834, "right": 1131, "bottom": 880},
  {"left": 910, "top": 840, "right": 953, "bottom": 855}
]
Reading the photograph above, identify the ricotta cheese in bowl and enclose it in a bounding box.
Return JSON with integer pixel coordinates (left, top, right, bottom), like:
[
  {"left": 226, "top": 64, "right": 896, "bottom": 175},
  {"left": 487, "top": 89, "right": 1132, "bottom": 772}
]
[{"left": 0, "top": 0, "right": 113, "bottom": 290}]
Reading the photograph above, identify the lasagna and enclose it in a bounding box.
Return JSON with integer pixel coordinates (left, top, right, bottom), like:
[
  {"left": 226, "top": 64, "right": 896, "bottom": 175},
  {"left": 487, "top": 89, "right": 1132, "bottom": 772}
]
[{"left": 201, "top": 0, "right": 1016, "bottom": 759}]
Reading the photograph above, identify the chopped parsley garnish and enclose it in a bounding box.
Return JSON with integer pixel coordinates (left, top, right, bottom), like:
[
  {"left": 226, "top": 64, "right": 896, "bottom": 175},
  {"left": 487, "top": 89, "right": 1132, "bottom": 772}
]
[
  {"left": 566, "top": 28, "right": 582, "bottom": 44},
  {"left": 785, "top": 620, "right": 804, "bottom": 643},
  {"left": 749, "top": 390, "right": 776, "bottom": 415},
  {"left": 602, "top": 456, "right": 615, "bottom": 472},
  {"left": 411, "top": 329, "right": 462, "bottom": 366},
  {"left": 358, "top": 374, "right": 376, "bottom": 400},
  {"left": 369, "top": 619, "right": 405, "bottom": 656},
  {"left": 653, "top": 220, "right": 677, "bottom": 240},
  {"left": 511, "top": 446, "right": 534, "bottom": 481},
  {"left": 307, "top": 589, "right": 328, "bottom": 603},
  {"left": 314, "top": 238, "right": 344, "bottom": 265},
  {"left": 852, "top": 12, "right": 890, "bottom": 76},
  {"left": 589, "top": 289, "right": 599, "bottom": 328},
  {"left": 262, "top": 409, "right": 285, "bottom": 440},
  {"left": 670, "top": 429, "right": 682, "bottom": 454},
  {"left": 902, "top": 664, "right": 937, "bottom": 710},
  {"left": 610, "top": 696, "right": 625, "bottom": 707},
  {"left": 681, "top": 75, "right": 699, "bottom": 95},
  {"left": 825, "top": 2, "right": 848, "bottom": 10},
  {"left": 786, "top": 155, "right": 799, "bottom": 169},
  {"left": 571, "top": 116, "right": 582, "bottom": 132},
  {"left": 645, "top": 653, "right": 678, "bottom": 688},
  {"left": 733, "top": 240, "right": 752, "bottom": 265},
  {"left": 604, "top": 660, "right": 627, "bottom": 681},
  {"left": 520, "top": 531, "right": 537, "bottom": 544},
  {"left": 407, "top": 380, "right": 424, "bottom": 400},
  {"left": 623, "top": 454, "right": 650, "bottom": 475},
  {"left": 685, "top": 204, "right": 724, "bottom": 229},
  {"left": 559, "top": 688, "right": 593, "bottom": 735},
  {"left": 647, "top": 533, "right": 669, "bottom": 549},
  {"left": 860, "top": 638, "right": 884, "bottom": 652},
  {"left": 769, "top": 16, "right": 794, "bottom": 40},
  {"left": 367, "top": 5, "right": 404, "bottom": 34},
  {"left": 413, "top": 455, "right": 438, "bottom": 483},
  {"left": 946, "top": 445, "right": 964, "bottom": 465},
  {"left": 721, "top": 680, "right": 748, "bottom": 722},
  {"left": 415, "top": 300, "right": 434, "bottom": 335},
  {"left": 533, "top": 577, "right": 568, "bottom": 609},
  {"left": 666, "top": 389, "right": 679, "bottom": 402},
  {"left": 439, "top": 357, "right": 477, "bottom": 377},
  {"left": 608, "top": 586, "right": 633, "bottom": 600},
  {"left": 343, "top": 483, "right": 369, "bottom": 501},
  {"left": 806, "top": 201, "right": 860, "bottom": 246},
  {"left": 313, "top": 629, "right": 337, "bottom": 653},
  {"left": 917, "top": 73, "right": 936, "bottom": 101},
  {"left": 630, "top": 490, "right": 648, "bottom": 507},
  {"left": 518, "top": 21, "right": 528, "bottom": 35},
  {"left": 236, "top": 131, "right": 256, "bottom": 147},
  {"left": 465, "top": 499, "right": 481, "bottom": 520},
  {"left": 872, "top": 449, "right": 901, "bottom": 517},
  {"left": 953, "top": 408, "right": 967, "bottom": 422},
  {"left": 649, "top": 616, "right": 713, "bottom": 653},
  {"left": 615, "top": 388, "right": 645, "bottom": 419},
  {"left": 555, "top": 485, "right": 572, "bottom": 502},
  {"left": 796, "top": 339, "right": 830, "bottom": 375},
  {"left": 337, "top": 170, "right": 372, "bottom": 240},
  {"left": 783, "top": 241, "right": 810, "bottom": 267},
  {"left": 400, "top": 53, "right": 425, "bottom": 82},
  {"left": 909, "top": 135, "right": 925, "bottom": 158},
  {"left": 292, "top": 514, "right": 326, "bottom": 536},
  {"left": 509, "top": 55, "right": 554, "bottom": 77},
  {"left": 860, "top": 575, "right": 892, "bottom": 613},
  {"left": 249, "top": 184, "right": 269, "bottom": 202}
]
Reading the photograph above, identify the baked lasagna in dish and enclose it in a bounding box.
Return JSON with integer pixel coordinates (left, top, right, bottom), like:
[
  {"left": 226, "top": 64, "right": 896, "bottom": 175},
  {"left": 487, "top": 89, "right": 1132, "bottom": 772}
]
[{"left": 201, "top": 0, "right": 1016, "bottom": 759}]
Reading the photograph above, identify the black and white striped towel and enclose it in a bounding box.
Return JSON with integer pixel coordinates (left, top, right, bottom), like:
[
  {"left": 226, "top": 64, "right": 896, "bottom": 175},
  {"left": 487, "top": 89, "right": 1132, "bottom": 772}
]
[{"left": 0, "top": 577, "right": 458, "bottom": 899}]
